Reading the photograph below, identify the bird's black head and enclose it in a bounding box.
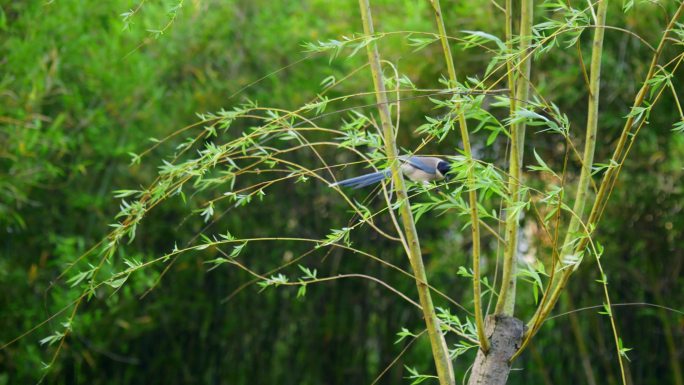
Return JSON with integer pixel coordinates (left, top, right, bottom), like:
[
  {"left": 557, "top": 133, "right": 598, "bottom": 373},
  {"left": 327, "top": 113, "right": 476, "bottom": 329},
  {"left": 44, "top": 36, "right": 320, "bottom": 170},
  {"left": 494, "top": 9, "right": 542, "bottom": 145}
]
[{"left": 437, "top": 161, "right": 451, "bottom": 179}]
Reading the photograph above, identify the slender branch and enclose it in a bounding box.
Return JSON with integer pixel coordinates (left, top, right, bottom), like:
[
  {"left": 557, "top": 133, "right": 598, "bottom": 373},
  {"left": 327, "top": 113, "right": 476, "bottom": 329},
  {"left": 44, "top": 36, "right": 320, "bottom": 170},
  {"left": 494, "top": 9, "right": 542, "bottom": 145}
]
[
  {"left": 428, "top": 0, "right": 489, "bottom": 353},
  {"left": 515, "top": 6, "right": 684, "bottom": 373},
  {"left": 521, "top": 0, "right": 610, "bottom": 349},
  {"left": 504, "top": 0, "right": 515, "bottom": 112},
  {"left": 495, "top": 0, "right": 534, "bottom": 316},
  {"left": 593, "top": 231, "right": 629, "bottom": 385},
  {"left": 523, "top": 2, "right": 684, "bottom": 347},
  {"left": 370, "top": 331, "right": 427, "bottom": 385},
  {"left": 357, "top": 1, "right": 455, "bottom": 384}
]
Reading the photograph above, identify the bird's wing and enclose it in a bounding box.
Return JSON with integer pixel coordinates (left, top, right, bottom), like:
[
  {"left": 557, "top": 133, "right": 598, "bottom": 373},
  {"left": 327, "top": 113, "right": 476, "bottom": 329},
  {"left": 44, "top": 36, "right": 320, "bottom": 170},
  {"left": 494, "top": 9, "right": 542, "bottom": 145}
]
[{"left": 399, "top": 156, "right": 437, "bottom": 174}]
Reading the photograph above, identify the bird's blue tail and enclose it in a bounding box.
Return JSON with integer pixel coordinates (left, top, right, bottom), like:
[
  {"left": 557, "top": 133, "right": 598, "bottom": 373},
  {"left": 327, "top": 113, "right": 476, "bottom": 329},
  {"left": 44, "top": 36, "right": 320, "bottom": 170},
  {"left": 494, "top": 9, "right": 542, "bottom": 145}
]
[{"left": 330, "top": 169, "right": 391, "bottom": 189}]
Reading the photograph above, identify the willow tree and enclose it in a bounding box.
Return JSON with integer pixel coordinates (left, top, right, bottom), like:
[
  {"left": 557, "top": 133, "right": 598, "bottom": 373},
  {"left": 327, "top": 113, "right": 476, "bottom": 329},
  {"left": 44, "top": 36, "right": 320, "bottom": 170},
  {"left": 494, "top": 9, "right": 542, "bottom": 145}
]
[{"left": 8, "top": 1, "right": 684, "bottom": 385}]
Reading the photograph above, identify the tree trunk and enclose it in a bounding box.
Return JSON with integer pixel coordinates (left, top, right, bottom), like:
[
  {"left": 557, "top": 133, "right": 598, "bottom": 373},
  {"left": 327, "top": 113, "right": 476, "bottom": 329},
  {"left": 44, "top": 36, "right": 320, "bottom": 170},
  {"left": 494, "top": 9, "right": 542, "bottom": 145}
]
[{"left": 468, "top": 315, "right": 524, "bottom": 385}]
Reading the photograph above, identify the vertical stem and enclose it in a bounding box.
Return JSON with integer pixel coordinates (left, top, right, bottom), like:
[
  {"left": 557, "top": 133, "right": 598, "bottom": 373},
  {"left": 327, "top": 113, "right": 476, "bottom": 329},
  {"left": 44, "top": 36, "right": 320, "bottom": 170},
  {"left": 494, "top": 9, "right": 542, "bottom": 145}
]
[
  {"left": 357, "top": 2, "right": 455, "bottom": 384},
  {"left": 495, "top": 0, "right": 533, "bottom": 316},
  {"left": 428, "top": 0, "right": 488, "bottom": 353},
  {"left": 595, "top": 250, "right": 629, "bottom": 385},
  {"left": 505, "top": 0, "right": 515, "bottom": 113},
  {"left": 523, "top": 3, "right": 684, "bottom": 347},
  {"left": 594, "top": 314, "right": 619, "bottom": 385},
  {"left": 585, "top": 2, "right": 684, "bottom": 232},
  {"left": 518, "top": 0, "right": 609, "bottom": 358},
  {"left": 526, "top": 0, "right": 604, "bottom": 332}
]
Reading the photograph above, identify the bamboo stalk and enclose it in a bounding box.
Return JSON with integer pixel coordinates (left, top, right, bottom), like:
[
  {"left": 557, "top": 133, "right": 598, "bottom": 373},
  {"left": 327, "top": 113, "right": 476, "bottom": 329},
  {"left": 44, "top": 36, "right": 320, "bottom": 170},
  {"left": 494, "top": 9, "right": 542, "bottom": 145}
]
[
  {"left": 428, "top": 0, "right": 488, "bottom": 353},
  {"left": 357, "top": 1, "right": 455, "bottom": 384},
  {"left": 495, "top": 0, "right": 534, "bottom": 316}
]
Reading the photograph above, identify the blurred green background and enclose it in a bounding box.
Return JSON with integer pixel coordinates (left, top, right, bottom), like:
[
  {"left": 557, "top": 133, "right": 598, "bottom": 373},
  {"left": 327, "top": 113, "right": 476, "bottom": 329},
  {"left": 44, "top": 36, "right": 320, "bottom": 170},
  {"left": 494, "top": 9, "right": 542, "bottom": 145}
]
[{"left": 1, "top": 1, "right": 682, "bottom": 384}]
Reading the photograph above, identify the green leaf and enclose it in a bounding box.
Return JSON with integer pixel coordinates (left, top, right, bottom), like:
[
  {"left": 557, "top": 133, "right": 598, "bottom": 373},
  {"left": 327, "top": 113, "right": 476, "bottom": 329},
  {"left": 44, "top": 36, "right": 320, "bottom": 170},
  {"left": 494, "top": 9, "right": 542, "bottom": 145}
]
[
  {"left": 106, "top": 276, "right": 129, "bottom": 289},
  {"left": 394, "top": 327, "right": 417, "bottom": 344},
  {"left": 404, "top": 366, "right": 438, "bottom": 385},
  {"left": 320, "top": 75, "right": 336, "bottom": 89},
  {"left": 618, "top": 338, "right": 633, "bottom": 361},
  {"left": 461, "top": 30, "right": 506, "bottom": 50},
  {"left": 457, "top": 266, "right": 473, "bottom": 278},
  {"left": 39, "top": 332, "right": 65, "bottom": 346},
  {"left": 598, "top": 302, "right": 612, "bottom": 317},
  {"left": 528, "top": 149, "right": 559, "bottom": 179},
  {"left": 298, "top": 265, "right": 317, "bottom": 280},
  {"left": 297, "top": 285, "right": 307, "bottom": 299},
  {"left": 407, "top": 34, "right": 439, "bottom": 52},
  {"left": 230, "top": 241, "right": 248, "bottom": 258},
  {"left": 205, "top": 257, "right": 230, "bottom": 266}
]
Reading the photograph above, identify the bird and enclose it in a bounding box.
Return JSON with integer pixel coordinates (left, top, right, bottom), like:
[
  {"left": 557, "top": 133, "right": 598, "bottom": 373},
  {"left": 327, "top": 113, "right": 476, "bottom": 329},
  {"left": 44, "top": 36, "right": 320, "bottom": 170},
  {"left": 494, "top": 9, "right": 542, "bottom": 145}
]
[{"left": 330, "top": 156, "right": 451, "bottom": 189}]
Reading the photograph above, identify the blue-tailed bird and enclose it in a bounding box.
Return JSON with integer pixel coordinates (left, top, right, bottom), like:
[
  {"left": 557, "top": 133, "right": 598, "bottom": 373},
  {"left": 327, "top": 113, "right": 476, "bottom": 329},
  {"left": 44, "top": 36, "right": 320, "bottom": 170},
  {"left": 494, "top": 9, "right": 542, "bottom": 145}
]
[{"left": 329, "top": 156, "right": 451, "bottom": 189}]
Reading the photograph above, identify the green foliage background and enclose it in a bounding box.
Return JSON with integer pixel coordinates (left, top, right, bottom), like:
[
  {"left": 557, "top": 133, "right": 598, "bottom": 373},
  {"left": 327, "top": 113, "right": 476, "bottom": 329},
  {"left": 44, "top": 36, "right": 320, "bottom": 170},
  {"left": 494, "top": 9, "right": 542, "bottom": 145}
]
[{"left": 1, "top": 1, "right": 682, "bottom": 384}]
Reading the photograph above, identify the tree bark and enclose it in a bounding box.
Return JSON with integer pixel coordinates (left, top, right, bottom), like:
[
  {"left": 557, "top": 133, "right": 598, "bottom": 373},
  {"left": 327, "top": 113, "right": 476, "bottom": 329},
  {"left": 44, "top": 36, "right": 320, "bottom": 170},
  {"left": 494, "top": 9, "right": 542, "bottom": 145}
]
[{"left": 468, "top": 315, "right": 524, "bottom": 385}]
